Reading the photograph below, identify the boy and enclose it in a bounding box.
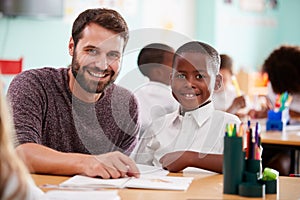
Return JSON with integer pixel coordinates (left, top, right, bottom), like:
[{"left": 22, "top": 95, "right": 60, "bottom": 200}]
[
  {"left": 131, "top": 41, "right": 240, "bottom": 173},
  {"left": 134, "top": 43, "right": 179, "bottom": 136}
]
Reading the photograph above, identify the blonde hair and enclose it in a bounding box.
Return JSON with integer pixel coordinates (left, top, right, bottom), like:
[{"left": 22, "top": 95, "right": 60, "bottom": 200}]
[{"left": 0, "top": 86, "right": 28, "bottom": 200}]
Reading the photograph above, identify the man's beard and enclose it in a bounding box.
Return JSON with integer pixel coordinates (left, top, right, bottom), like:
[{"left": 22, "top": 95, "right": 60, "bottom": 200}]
[{"left": 71, "top": 59, "right": 116, "bottom": 94}]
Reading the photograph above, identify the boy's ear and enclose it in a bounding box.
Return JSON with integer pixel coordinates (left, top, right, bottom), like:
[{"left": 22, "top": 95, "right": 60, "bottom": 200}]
[
  {"left": 214, "top": 74, "right": 223, "bottom": 90},
  {"left": 169, "top": 71, "right": 174, "bottom": 85}
]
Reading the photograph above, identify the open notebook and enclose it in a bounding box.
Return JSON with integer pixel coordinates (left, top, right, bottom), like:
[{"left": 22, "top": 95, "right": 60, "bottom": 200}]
[{"left": 50, "top": 164, "right": 193, "bottom": 191}]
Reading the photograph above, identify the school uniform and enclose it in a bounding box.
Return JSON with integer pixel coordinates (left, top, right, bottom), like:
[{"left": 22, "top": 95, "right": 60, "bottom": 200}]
[
  {"left": 131, "top": 102, "right": 240, "bottom": 166},
  {"left": 134, "top": 81, "right": 179, "bottom": 136}
]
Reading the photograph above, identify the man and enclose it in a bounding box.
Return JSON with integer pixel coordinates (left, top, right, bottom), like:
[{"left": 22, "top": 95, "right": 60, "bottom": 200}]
[{"left": 7, "top": 8, "right": 140, "bottom": 179}]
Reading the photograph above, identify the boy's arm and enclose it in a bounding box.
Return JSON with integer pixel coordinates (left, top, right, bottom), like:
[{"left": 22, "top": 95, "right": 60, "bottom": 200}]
[
  {"left": 159, "top": 151, "right": 223, "bottom": 173},
  {"left": 289, "top": 109, "right": 300, "bottom": 119}
]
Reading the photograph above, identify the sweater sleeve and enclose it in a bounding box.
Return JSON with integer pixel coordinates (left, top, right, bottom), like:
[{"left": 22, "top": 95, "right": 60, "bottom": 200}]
[
  {"left": 7, "top": 70, "right": 46, "bottom": 146},
  {"left": 120, "top": 92, "right": 140, "bottom": 155}
]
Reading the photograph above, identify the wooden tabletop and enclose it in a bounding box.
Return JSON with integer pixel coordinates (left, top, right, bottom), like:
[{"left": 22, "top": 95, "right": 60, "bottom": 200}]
[
  {"left": 261, "top": 130, "right": 300, "bottom": 146},
  {"left": 32, "top": 171, "right": 300, "bottom": 200}
]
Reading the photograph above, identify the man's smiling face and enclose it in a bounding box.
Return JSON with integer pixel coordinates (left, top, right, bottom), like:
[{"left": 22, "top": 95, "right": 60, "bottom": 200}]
[{"left": 70, "top": 23, "right": 124, "bottom": 94}]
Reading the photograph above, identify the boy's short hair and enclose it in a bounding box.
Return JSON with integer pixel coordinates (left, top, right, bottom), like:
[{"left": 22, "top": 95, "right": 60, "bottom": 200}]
[
  {"left": 137, "top": 43, "right": 174, "bottom": 77},
  {"left": 173, "top": 41, "right": 220, "bottom": 75}
]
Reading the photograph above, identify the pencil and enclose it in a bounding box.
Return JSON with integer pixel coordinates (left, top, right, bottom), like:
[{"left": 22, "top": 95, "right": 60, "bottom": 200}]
[
  {"left": 289, "top": 174, "right": 300, "bottom": 177},
  {"left": 231, "top": 76, "right": 241, "bottom": 96}
]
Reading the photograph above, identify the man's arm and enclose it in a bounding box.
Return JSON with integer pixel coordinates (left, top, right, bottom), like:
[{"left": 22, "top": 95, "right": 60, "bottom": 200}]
[
  {"left": 159, "top": 151, "right": 223, "bottom": 173},
  {"left": 17, "top": 143, "right": 139, "bottom": 178}
]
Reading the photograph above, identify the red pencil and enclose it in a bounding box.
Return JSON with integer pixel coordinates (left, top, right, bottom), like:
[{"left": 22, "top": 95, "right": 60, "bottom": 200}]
[{"left": 289, "top": 174, "right": 300, "bottom": 177}]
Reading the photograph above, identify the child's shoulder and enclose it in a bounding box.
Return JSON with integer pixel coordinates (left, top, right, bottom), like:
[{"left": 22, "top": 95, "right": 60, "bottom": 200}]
[{"left": 213, "top": 110, "right": 241, "bottom": 124}]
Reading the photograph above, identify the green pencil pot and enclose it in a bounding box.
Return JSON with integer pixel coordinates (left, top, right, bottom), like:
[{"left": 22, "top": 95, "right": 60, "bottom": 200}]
[{"left": 223, "top": 136, "right": 244, "bottom": 194}]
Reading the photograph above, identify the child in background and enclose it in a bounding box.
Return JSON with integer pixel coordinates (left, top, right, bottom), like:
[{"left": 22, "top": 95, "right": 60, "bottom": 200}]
[
  {"left": 248, "top": 45, "right": 300, "bottom": 175},
  {"left": 131, "top": 41, "right": 240, "bottom": 173},
  {"left": 0, "top": 86, "right": 43, "bottom": 200},
  {"left": 134, "top": 43, "right": 179, "bottom": 136},
  {"left": 213, "top": 54, "right": 249, "bottom": 118}
]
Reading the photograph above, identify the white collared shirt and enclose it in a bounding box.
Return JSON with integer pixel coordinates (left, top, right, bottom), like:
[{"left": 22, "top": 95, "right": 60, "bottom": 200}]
[
  {"left": 131, "top": 102, "right": 240, "bottom": 166},
  {"left": 213, "top": 84, "right": 237, "bottom": 111},
  {"left": 133, "top": 81, "right": 179, "bottom": 136}
]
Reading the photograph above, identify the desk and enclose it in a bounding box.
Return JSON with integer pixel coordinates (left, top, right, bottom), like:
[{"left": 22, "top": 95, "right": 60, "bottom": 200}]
[
  {"left": 261, "top": 130, "right": 300, "bottom": 146},
  {"left": 32, "top": 173, "right": 300, "bottom": 200},
  {"left": 261, "top": 127, "right": 300, "bottom": 174}
]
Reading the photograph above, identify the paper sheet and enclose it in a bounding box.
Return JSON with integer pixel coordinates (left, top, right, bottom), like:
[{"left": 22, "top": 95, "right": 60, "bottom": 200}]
[
  {"left": 58, "top": 165, "right": 193, "bottom": 191},
  {"left": 42, "top": 190, "right": 120, "bottom": 200}
]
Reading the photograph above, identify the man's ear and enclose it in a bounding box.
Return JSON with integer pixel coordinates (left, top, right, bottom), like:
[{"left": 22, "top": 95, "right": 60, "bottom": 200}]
[
  {"left": 68, "top": 37, "right": 74, "bottom": 56},
  {"left": 214, "top": 73, "right": 223, "bottom": 91}
]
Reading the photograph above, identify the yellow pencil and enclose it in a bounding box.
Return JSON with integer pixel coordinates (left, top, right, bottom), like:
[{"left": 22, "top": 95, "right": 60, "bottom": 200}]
[{"left": 231, "top": 76, "right": 241, "bottom": 96}]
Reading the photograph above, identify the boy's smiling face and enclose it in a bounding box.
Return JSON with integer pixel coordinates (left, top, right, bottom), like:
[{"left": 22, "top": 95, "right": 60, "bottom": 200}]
[{"left": 171, "top": 52, "right": 219, "bottom": 112}]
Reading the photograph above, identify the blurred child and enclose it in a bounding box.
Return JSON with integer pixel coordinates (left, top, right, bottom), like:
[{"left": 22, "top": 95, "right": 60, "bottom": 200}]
[
  {"left": 0, "top": 86, "right": 43, "bottom": 200},
  {"left": 248, "top": 45, "right": 300, "bottom": 175},
  {"left": 131, "top": 41, "right": 240, "bottom": 173},
  {"left": 213, "top": 54, "right": 249, "bottom": 118},
  {"left": 134, "top": 43, "right": 179, "bottom": 136}
]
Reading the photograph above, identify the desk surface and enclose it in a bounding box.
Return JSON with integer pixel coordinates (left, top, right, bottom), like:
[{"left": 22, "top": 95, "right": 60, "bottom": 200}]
[
  {"left": 32, "top": 172, "right": 300, "bottom": 200},
  {"left": 261, "top": 130, "right": 300, "bottom": 146}
]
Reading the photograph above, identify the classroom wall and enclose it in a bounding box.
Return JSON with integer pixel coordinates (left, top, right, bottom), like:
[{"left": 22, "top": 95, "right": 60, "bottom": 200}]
[
  {"left": 0, "top": 0, "right": 195, "bottom": 92},
  {"left": 1, "top": 0, "right": 300, "bottom": 91},
  {"left": 194, "top": 0, "right": 300, "bottom": 73}
]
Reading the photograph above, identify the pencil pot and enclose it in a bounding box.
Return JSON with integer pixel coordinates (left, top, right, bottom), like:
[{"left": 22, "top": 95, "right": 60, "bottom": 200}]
[
  {"left": 266, "top": 108, "right": 290, "bottom": 131},
  {"left": 223, "top": 136, "right": 244, "bottom": 194},
  {"left": 245, "top": 159, "right": 261, "bottom": 174},
  {"left": 244, "top": 159, "right": 261, "bottom": 183},
  {"left": 259, "top": 179, "right": 278, "bottom": 194}
]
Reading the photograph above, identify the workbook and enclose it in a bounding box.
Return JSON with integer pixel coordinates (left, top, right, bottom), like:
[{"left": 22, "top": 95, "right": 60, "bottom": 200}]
[{"left": 58, "top": 164, "right": 193, "bottom": 191}]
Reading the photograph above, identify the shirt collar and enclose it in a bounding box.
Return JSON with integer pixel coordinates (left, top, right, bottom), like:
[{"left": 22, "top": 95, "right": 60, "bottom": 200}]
[{"left": 171, "top": 101, "right": 215, "bottom": 127}]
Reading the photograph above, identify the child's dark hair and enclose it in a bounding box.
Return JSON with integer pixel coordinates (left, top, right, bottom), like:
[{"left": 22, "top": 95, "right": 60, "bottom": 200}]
[
  {"left": 173, "top": 41, "right": 220, "bottom": 74},
  {"left": 262, "top": 45, "right": 300, "bottom": 94},
  {"left": 137, "top": 43, "right": 174, "bottom": 77},
  {"left": 220, "top": 54, "right": 233, "bottom": 75}
]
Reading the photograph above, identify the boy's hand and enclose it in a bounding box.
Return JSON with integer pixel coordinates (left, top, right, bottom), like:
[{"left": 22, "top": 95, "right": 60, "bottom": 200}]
[
  {"left": 159, "top": 151, "right": 196, "bottom": 172},
  {"left": 227, "top": 95, "right": 246, "bottom": 114}
]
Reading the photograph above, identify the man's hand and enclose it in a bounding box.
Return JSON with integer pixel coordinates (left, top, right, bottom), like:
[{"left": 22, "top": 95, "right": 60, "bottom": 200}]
[
  {"left": 16, "top": 143, "right": 140, "bottom": 178},
  {"left": 81, "top": 151, "right": 140, "bottom": 179}
]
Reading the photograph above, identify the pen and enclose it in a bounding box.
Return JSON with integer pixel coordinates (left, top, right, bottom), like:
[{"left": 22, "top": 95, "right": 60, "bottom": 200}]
[
  {"left": 289, "top": 174, "right": 300, "bottom": 177},
  {"left": 279, "top": 92, "right": 288, "bottom": 111}
]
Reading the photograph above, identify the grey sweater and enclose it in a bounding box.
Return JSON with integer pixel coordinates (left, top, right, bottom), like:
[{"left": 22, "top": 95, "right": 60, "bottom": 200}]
[{"left": 7, "top": 67, "right": 139, "bottom": 155}]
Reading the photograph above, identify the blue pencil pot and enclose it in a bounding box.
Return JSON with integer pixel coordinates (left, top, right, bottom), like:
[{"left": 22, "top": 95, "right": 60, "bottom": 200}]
[{"left": 266, "top": 108, "right": 289, "bottom": 131}]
